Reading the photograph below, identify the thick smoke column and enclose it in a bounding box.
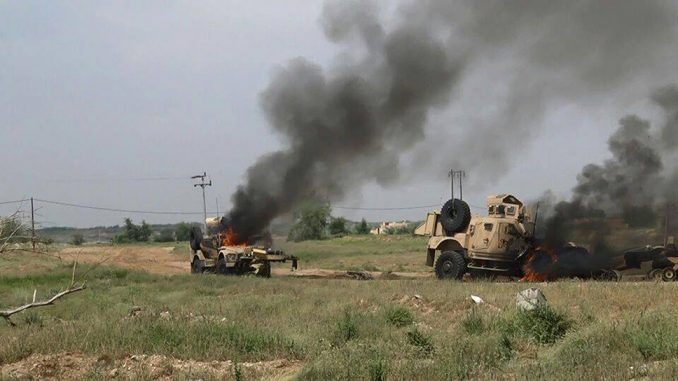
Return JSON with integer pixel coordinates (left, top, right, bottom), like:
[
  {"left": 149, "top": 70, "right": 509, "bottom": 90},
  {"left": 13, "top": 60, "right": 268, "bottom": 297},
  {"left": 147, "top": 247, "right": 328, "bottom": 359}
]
[
  {"left": 541, "top": 85, "right": 678, "bottom": 249},
  {"left": 225, "top": 0, "right": 678, "bottom": 241},
  {"left": 225, "top": 0, "right": 463, "bottom": 240},
  {"left": 407, "top": 0, "right": 678, "bottom": 182}
]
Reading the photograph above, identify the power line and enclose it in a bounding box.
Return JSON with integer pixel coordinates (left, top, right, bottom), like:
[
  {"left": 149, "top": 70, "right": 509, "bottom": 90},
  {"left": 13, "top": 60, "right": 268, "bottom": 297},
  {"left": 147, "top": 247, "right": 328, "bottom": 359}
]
[
  {"left": 333, "top": 203, "right": 440, "bottom": 211},
  {"left": 2, "top": 198, "right": 484, "bottom": 216},
  {"left": 45, "top": 176, "right": 194, "bottom": 183},
  {"left": 0, "top": 199, "right": 29, "bottom": 206},
  {"left": 33, "top": 198, "right": 210, "bottom": 216}
]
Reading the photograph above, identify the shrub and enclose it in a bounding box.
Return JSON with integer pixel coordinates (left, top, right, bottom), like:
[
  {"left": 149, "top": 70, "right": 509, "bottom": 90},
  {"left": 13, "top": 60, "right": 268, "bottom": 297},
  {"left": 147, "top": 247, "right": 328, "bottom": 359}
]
[
  {"left": 154, "top": 229, "right": 175, "bottom": 242},
  {"left": 329, "top": 217, "right": 348, "bottom": 235},
  {"left": 174, "top": 222, "right": 193, "bottom": 241},
  {"left": 461, "top": 308, "right": 485, "bottom": 335},
  {"left": 407, "top": 328, "right": 434, "bottom": 355},
  {"left": 514, "top": 306, "right": 571, "bottom": 344},
  {"left": 71, "top": 233, "right": 85, "bottom": 246},
  {"left": 354, "top": 218, "right": 370, "bottom": 235},
  {"left": 385, "top": 306, "right": 414, "bottom": 327},
  {"left": 369, "top": 355, "right": 388, "bottom": 381},
  {"left": 0, "top": 216, "right": 27, "bottom": 243},
  {"left": 114, "top": 218, "right": 153, "bottom": 243},
  {"left": 336, "top": 310, "right": 359, "bottom": 342},
  {"left": 288, "top": 204, "right": 331, "bottom": 242}
]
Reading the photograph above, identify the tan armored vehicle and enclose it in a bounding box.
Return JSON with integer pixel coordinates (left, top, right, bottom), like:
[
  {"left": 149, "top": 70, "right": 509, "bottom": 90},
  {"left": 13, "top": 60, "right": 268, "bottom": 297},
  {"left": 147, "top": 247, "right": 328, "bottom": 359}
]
[
  {"left": 415, "top": 194, "right": 534, "bottom": 279},
  {"left": 188, "top": 217, "right": 298, "bottom": 277}
]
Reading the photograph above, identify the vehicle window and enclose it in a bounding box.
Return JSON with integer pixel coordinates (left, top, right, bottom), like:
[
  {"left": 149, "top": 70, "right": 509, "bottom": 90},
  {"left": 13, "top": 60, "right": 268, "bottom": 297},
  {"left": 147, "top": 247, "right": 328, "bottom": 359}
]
[
  {"left": 484, "top": 223, "right": 493, "bottom": 231},
  {"left": 505, "top": 224, "right": 518, "bottom": 236},
  {"left": 507, "top": 206, "right": 516, "bottom": 215}
]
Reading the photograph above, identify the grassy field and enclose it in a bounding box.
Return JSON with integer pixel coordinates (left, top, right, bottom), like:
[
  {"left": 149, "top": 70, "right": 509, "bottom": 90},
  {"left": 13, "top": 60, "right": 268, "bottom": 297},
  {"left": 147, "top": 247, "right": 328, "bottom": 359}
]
[
  {"left": 277, "top": 235, "right": 430, "bottom": 272},
  {"left": 1, "top": 237, "right": 678, "bottom": 380}
]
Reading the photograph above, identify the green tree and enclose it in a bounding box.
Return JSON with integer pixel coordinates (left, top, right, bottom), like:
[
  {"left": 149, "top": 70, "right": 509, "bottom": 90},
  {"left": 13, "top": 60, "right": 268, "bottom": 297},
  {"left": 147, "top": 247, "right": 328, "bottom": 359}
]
[
  {"left": 329, "top": 217, "right": 348, "bottom": 235},
  {"left": 114, "top": 218, "right": 153, "bottom": 243},
  {"left": 155, "top": 228, "right": 175, "bottom": 242},
  {"left": 0, "top": 216, "right": 27, "bottom": 243},
  {"left": 354, "top": 218, "right": 370, "bottom": 235},
  {"left": 138, "top": 221, "right": 152, "bottom": 241},
  {"left": 71, "top": 233, "right": 85, "bottom": 246},
  {"left": 175, "top": 222, "right": 193, "bottom": 241},
  {"left": 287, "top": 203, "right": 331, "bottom": 242}
]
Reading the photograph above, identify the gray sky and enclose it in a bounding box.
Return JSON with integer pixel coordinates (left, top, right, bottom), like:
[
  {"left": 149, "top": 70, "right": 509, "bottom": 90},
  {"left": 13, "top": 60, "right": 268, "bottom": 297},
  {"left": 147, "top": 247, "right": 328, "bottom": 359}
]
[{"left": 1, "top": 1, "right": 677, "bottom": 228}]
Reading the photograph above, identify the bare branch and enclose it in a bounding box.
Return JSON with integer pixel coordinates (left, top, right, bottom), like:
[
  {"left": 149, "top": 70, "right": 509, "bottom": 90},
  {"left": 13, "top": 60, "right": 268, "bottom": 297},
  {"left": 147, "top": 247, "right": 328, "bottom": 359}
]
[{"left": 0, "top": 284, "right": 86, "bottom": 326}]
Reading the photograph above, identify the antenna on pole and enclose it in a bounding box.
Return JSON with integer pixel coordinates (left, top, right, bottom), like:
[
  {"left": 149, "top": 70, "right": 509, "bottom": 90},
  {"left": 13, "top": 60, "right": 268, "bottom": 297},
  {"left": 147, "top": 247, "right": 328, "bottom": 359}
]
[
  {"left": 448, "top": 170, "right": 466, "bottom": 200},
  {"left": 192, "top": 172, "right": 212, "bottom": 233}
]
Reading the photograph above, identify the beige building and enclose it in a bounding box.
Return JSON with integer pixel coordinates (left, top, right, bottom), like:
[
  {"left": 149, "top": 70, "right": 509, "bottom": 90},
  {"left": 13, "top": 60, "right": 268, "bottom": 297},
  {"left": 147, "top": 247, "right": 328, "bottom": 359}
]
[{"left": 370, "top": 221, "right": 410, "bottom": 235}]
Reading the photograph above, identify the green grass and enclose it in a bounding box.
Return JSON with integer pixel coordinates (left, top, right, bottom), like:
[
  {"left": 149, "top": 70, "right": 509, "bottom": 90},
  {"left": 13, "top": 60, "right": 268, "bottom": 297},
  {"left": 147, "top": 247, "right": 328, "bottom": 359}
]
[
  {"left": 384, "top": 306, "right": 414, "bottom": 327},
  {"left": 277, "top": 235, "right": 429, "bottom": 272},
  {"left": 1, "top": 248, "right": 678, "bottom": 379}
]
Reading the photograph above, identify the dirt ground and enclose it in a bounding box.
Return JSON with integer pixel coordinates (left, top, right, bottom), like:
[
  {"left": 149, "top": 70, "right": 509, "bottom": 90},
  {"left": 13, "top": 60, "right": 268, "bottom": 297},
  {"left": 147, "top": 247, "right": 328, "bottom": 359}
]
[
  {"left": 57, "top": 245, "right": 433, "bottom": 279},
  {"left": 59, "top": 246, "right": 189, "bottom": 275},
  {"left": 0, "top": 352, "right": 301, "bottom": 380}
]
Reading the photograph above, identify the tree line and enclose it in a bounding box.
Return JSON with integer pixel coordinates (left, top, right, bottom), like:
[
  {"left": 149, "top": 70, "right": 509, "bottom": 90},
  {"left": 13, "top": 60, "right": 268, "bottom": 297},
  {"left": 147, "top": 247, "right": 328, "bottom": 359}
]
[{"left": 287, "top": 203, "right": 418, "bottom": 242}]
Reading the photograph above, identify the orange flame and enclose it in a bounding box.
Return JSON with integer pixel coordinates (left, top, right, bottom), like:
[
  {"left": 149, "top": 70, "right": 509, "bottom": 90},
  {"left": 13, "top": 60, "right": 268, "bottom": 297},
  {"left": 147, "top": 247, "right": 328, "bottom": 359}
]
[
  {"left": 221, "top": 228, "right": 247, "bottom": 247},
  {"left": 520, "top": 245, "right": 558, "bottom": 282}
]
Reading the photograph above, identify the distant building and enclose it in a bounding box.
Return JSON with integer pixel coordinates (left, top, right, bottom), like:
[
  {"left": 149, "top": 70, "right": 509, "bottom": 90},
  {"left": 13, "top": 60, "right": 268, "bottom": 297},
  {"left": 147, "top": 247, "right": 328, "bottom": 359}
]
[{"left": 370, "top": 221, "right": 410, "bottom": 235}]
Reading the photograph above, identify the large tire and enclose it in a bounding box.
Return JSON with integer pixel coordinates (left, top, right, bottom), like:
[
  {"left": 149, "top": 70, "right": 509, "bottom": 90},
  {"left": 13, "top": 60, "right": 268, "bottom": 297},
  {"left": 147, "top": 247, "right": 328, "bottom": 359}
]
[
  {"left": 257, "top": 262, "right": 272, "bottom": 278},
  {"left": 648, "top": 268, "right": 663, "bottom": 281},
  {"left": 216, "top": 256, "right": 227, "bottom": 274},
  {"left": 435, "top": 251, "right": 467, "bottom": 280},
  {"left": 191, "top": 257, "right": 205, "bottom": 274},
  {"left": 662, "top": 267, "right": 676, "bottom": 282},
  {"left": 440, "top": 199, "right": 471, "bottom": 235},
  {"left": 189, "top": 226, "right": 203, "bottom": 252}
]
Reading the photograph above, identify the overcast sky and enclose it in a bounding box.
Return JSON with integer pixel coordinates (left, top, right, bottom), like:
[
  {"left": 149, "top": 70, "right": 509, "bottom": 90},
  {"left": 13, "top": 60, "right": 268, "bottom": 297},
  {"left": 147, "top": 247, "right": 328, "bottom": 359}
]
[{"left": 1, "top": 1, "right": 677, "bottom": 228}]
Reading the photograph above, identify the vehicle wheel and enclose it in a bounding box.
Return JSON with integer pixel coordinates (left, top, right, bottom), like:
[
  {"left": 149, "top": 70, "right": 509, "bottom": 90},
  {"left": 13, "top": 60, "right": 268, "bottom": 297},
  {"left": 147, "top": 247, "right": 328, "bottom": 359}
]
[
  {"left": 662, "top": 267, "right": 676, "bottom": 282},
  {"left": 440, "top": 199, "right": 471, "bottom": 235},
  {"left": 189, "top": 226, "right": 203, "bottom": 251},
  {"left": 598, "top": 269, "right": 621, "bottom": 282},
  {"left": 216, "top": 257, "right": 227, "bottom": 274},
  {"left": 257, "top": 262, "right": 271, "bottom": 278},
  {"left": 435, "top": 251, "right": 467, "bottom": 280},
  {"left": 648, "top": 268, "right": 663, "bottom": 281},
  {"left": 191, "top": 257, "right": 205, "bottom": 274}
]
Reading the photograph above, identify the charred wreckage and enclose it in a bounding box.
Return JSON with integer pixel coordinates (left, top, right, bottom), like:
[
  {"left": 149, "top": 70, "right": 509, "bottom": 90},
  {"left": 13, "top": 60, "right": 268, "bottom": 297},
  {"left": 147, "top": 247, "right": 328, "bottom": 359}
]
[
  {"left": 188, "top": 217, "right": 297, "bottom": 277},
  {"left": 415, "top": 194, "right": 678, "bottom": 282}
]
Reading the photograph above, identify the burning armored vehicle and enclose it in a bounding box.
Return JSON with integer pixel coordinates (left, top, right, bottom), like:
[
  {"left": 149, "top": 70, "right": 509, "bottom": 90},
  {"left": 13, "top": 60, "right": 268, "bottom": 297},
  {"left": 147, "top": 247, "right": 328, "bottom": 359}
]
[
  {"left": 188, "top": 217, "right": 297, "bottom": 277},
  {"left": 615, "top": 240, "right": 677, "bottom": 281},
  {"left": 415, "top": 194, "right": 616, "bottom": 281},
  {"left": 415, "top": 194, "right": 535, "bottom": 279}
]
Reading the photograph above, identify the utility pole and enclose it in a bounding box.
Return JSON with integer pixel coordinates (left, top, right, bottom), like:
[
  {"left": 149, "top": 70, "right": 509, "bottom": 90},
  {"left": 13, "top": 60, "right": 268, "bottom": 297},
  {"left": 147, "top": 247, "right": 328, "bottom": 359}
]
[
  {"left": 216, "top": 198, "right": 220, "bottom": 217},
  {"left": 448, "top": 170, "right": 466, "bottom": 200},
  {"left": 30, "top": 197, "right": 35, "bottom": 251},
  {"left": 192, "top": 172, "right": 212, "bottom": 233},
  {"left": 665, "top": 203, "right": 672, "bottom": 246}
]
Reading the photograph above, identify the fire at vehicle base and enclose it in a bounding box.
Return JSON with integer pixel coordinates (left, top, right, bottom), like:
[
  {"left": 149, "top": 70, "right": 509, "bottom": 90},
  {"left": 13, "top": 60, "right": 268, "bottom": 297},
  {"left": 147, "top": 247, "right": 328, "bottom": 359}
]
[{"left": 188, "top": 222, "right": 297, "bottom": 277}]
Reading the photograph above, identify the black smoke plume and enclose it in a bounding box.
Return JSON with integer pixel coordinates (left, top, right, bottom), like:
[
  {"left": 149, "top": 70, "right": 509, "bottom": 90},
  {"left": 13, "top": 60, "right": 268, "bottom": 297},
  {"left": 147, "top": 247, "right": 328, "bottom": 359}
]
[
  {"left": 224, "top": 0, "right": 678, "bottom": 241},
  {"left": 224, "top": 0, "right": 463, "bottom": 240},
  {"left": 541, "top": 85, "right": 678, "bottom": 250}
]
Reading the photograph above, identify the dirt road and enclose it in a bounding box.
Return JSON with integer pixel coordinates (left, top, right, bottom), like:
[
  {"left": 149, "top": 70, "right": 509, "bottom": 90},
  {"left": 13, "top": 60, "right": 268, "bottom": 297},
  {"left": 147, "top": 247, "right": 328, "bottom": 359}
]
[
  {"left": 57, "top": 245, "right": 433, "bottom": 279},
  {"left": 59, "top": 246, "right": 189, "bottom": 275}
]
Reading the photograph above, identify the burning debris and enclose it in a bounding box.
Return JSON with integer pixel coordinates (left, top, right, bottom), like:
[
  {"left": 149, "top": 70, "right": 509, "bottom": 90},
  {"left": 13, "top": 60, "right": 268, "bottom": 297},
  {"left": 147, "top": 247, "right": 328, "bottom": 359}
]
[
  {"left": 188, "top": 218, "right": 296, "bottom": 277},
  {"left": 525, "top": 85, "right": 678, "bottom": 280},
  {"left": 520, "top": 244, "right": 615, "bottom": 282}
]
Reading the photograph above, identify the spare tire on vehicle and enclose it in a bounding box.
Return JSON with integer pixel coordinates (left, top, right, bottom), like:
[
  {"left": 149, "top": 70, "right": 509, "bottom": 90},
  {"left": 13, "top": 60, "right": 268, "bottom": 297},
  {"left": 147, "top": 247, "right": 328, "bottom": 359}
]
[
  {"left": 440, "top": 198, "right": 471, "bottom": 235},
  {"left": 189, "top": 226, "right": 203, "bottom": 252}
]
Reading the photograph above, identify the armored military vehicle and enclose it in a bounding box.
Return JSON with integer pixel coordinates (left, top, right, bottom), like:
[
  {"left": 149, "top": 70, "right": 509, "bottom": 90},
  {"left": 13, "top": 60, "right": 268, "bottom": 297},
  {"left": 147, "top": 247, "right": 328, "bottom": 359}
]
[{"left": 415, "top": 194, "right": 534, "bottom": 279}]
